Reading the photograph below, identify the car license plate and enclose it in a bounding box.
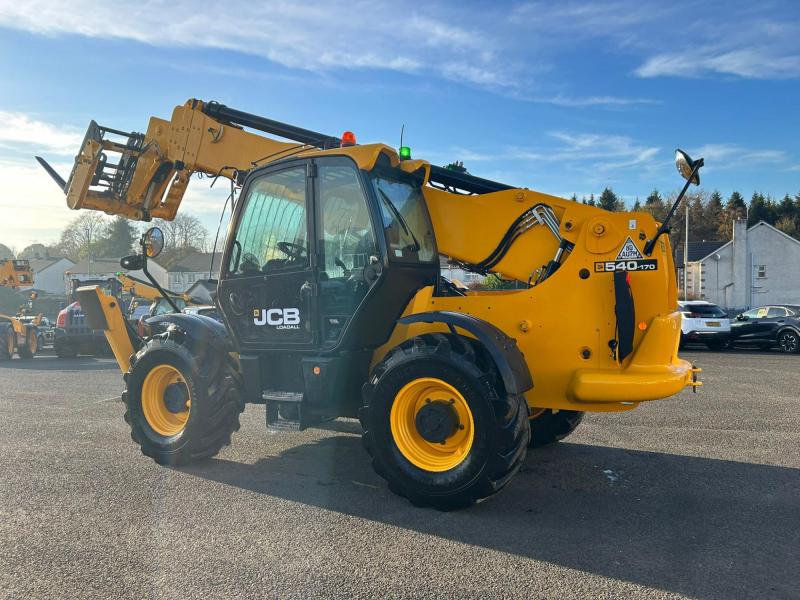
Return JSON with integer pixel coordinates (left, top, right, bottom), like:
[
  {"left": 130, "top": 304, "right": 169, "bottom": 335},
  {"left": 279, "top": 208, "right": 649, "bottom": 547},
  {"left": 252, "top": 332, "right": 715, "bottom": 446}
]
[{"left": 706, "top": 321, "right": 720, "bottom": 327}]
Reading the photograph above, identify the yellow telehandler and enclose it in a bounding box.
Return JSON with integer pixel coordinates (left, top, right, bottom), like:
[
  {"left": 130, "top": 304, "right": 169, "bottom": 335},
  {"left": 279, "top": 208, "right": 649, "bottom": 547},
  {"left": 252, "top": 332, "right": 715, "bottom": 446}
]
[
  {"left": 0, "top": 259, "right": 41, "bottom": 359},
  {"left": 38, "top": 99, "right": 701, "bottom": 508}
]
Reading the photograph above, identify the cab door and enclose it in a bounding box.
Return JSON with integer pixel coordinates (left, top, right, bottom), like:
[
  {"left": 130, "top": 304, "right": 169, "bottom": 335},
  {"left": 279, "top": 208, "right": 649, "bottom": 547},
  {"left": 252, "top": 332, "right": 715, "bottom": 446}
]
[{"left": 218, "top": 162, "right": 317, "bottom": 350}]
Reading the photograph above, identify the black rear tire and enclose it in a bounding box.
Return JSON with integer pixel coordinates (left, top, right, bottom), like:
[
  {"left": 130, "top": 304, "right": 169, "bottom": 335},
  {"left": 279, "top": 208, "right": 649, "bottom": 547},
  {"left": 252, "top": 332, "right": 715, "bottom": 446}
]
[
  {"left": 0, "top": 324, "right": 13, "bottom": 360},
  {"left": 705, "top": 339, "right": 726, "bottom": 351},
  {"left": 528, "top": 409, "right": 584, "bottom": 448},
  {"left": 17, "top": 327, "right": 38, "bottom": 359},
  {"left": 360, "top": 333, "right": 529, "bottom": 510},
  {"left": 55, "top": 344, "right": 78, "bottom": 359},
  {"left": 778, "top": 330, "right": 800, "bottom": 354},
  {"left": 123, "top": 336, "right": 245, "bottom": 466}
]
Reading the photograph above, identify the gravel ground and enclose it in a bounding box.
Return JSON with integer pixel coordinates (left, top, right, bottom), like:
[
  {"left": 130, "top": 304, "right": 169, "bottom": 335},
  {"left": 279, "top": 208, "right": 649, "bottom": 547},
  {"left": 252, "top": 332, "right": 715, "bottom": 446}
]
[{"left": 1, "top": 349, "right": 798, "bottom": 599}]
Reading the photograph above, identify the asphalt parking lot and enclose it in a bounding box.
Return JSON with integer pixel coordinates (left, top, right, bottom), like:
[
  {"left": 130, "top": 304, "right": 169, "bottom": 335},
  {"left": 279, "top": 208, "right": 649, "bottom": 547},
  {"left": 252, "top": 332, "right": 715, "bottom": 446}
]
[{"left": 1, "top": 350, "right": 798, "bottom": 599}]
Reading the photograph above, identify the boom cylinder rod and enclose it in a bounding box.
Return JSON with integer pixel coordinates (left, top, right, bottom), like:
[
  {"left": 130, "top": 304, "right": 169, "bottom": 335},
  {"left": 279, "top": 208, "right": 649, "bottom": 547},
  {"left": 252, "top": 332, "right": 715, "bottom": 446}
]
[{"left": 200, "top": 100, "right": 514, "bottom": 195}]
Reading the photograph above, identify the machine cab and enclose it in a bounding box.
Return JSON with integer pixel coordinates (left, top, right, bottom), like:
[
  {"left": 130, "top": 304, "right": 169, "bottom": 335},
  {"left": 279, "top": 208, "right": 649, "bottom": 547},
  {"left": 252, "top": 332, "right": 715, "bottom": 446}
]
[{"left": 217, "top": 153, "right": 438, "bottom": 360}]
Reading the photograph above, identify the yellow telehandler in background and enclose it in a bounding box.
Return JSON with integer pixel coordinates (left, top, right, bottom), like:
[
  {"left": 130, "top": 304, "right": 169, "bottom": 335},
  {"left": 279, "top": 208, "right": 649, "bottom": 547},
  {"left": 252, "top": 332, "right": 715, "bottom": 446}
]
[
  {"left": 38, "top": 99, "right": 702, "bottom": 508},
  {"left": 0, "top": 259, "right": 41, "bottom": 359}
]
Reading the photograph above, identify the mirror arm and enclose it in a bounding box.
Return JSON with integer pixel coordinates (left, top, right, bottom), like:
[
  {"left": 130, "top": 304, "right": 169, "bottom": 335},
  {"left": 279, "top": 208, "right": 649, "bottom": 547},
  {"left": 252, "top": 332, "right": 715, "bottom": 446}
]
[
  {"left": 643, "top": 158, "right": 704, "bottom": 256},
  {"left": 139, "top": 243, "right": 181, "bottom": 314}
]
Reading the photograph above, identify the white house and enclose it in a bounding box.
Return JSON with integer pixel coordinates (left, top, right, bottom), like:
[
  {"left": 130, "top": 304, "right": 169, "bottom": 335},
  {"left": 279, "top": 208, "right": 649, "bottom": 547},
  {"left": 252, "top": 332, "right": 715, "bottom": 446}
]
[
  {"left": 682, "top": 220, "right": 800, "bottom": 311},
  {"left": 28, "top": 257, "right": 75, "bottom": 295},
  {"left": 168, "top": 253, "right": 222, "bottom": 292},
  {"left": 439, "top": 255, "right": 484, "bottom": 285},
  {"left": 66, "top": 257, "right": 168, "bottom": 294}
]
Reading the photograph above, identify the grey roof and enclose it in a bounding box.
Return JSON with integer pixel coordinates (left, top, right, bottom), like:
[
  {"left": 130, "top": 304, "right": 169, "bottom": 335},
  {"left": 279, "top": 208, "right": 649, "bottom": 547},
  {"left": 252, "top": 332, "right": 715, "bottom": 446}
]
[
  {"left": 29, "top": 257, "right": 72, "bottom": 272},
  {"left": 675, "top": 241, "right": 726, "bottom": 266},
  {"left": 170, "top": 253, "right": 223, "bottom": 273},
  {"left": 67, "top": 257, "right": 161, "bottom": 274}
]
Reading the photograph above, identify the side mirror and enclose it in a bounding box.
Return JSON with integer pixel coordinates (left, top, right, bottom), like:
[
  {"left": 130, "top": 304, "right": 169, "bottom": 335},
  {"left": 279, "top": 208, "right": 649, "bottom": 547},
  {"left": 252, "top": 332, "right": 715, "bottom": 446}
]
[
  {"left": 142, "top": 227, "right": 165, "bottom": 258},
  {"left": 120, "top": 255, "right": 144, "bottom": 270},
  {"left": 736, "top": 314, "right": 747, "bottom": 321},
  {"left": 675, "top": 149, "right": 702, "bottom": 185}
]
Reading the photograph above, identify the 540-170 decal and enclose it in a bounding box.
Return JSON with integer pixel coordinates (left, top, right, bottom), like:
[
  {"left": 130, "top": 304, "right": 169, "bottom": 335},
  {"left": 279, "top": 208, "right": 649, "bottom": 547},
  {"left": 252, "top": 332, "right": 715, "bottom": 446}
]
[
  {"left": 595, "top": 259, "right": 658, "bottom": 272},
  {"left": 594, "top": 236, "right": 659, "bottom": 272}
]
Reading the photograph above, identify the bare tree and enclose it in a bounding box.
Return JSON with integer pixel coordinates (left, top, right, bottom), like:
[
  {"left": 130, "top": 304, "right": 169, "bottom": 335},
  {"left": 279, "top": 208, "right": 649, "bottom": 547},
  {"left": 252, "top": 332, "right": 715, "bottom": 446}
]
[
  {"left": 55, "top": 213, "right": 108, "bottom": 260},
  {"left": 150, "top": 214, "right": 210, "bottom": 266},
  {"left": 19, "top": 243, "right": 49, "bottom": 259}
]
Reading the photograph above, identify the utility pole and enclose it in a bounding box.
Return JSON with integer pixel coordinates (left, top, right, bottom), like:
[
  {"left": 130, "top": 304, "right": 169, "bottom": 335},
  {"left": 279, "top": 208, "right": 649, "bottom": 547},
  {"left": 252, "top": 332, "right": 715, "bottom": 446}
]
[
  {"left": 86, "top": 227, "right": 92, "bottom": 276},
  {"left": 684, "top": 199, "right": 689, "bottom": 301}
]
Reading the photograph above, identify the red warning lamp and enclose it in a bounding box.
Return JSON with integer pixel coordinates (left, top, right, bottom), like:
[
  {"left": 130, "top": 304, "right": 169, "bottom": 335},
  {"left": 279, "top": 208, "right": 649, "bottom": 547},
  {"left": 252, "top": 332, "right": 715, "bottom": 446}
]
[{"left": 340, "top": 131, "right": 357, "bottom": 147}]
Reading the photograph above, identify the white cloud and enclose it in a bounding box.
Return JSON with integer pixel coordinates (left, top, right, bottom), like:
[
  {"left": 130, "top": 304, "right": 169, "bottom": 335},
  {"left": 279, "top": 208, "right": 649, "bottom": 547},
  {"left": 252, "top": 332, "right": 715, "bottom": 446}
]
[
  {"left": 539, "top": 132, "right": 661, "bottom": 171},
  {"left": 691, "top": 143, "right": 788, "bottom": 169},
  {"left": 0, "top": 1, "right": 508, "bottom": 87},
  {"left": 0, "top": 159, "right": 76, "bottom": 249},
  {"left": 0, "top": 156, "right": 233, "bottom": 251},
  {"left": 0, "top": 1, "right": 659, "bottom": 106},
  {"left": 0, "top": 111, "right": 83, "bottom": 155},
  {"left": 636, "top": 48, "right": 800, "bottom": 79}
]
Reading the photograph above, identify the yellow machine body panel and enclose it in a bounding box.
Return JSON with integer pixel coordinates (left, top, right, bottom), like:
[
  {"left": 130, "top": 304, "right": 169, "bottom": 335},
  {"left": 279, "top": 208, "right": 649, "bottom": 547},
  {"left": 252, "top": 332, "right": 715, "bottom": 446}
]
[
  {"left": 374, "top": 192, "right": 695, "bottom": 413},
  {"left": 75, "top": 286, "right": 135, "bottom": 373}
]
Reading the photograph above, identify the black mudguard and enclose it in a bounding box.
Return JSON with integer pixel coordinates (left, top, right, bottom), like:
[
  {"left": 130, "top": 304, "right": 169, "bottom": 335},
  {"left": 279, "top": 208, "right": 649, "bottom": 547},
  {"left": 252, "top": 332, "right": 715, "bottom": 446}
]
[
  {"left": 398, "top": 311, "right": 533, "bottom": 395},
  {"left": 146, "top": 313, "right": 235, "bottom": 360}
]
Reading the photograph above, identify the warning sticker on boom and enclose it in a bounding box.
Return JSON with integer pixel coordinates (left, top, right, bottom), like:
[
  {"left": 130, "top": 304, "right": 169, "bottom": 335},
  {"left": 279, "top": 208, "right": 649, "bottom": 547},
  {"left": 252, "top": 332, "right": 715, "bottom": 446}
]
[
  {"left": 594, "top": 237, "right": 657, "bottom": 272},
  {"left": 616, "top": 237, "right": 644, "bottom": 260}
]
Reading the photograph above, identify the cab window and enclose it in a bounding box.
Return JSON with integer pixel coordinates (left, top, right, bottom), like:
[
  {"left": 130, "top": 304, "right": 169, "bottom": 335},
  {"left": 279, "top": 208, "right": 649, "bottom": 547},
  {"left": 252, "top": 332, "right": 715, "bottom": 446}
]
[
  {"left": 229, "top": 167, "right": 308, "bottom": 275},
  {"left": 317, "top": 162, "right": 380, "bottom": 345},
  {"left": 370, "top": 170, "right": 436, "bottom": 264},
  {"left": 767, "top": 307, "right": 787, "bottom": 317}
]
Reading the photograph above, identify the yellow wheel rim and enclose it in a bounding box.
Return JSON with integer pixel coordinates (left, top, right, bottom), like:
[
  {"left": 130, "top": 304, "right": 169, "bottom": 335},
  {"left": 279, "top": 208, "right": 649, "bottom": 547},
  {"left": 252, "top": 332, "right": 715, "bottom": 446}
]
[
  {"left": 141, "top": 364, "right": 191, "bottom": 436},
  {"left": 390, "top": 377, "right": 474, "bottom": 472}
]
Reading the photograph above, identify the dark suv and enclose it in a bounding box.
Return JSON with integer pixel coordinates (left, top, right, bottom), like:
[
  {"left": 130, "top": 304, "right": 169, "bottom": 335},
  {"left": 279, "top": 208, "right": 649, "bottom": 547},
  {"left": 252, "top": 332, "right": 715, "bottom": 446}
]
[{"left": 729, "top": 305, "right": 800, "bottom": 353}]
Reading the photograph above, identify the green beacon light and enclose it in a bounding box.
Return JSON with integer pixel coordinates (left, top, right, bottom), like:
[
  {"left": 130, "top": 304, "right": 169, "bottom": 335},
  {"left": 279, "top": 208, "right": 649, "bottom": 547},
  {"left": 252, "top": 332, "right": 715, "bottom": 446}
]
[{"left": 399, "top": 146, "right": 412, "bottom": 161}]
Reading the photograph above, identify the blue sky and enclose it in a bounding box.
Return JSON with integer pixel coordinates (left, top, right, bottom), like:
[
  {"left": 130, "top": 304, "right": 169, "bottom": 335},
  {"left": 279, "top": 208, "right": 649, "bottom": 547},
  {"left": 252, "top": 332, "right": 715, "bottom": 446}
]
[{"left": 0, "top": 0, "right": 799, "bottom": 249}]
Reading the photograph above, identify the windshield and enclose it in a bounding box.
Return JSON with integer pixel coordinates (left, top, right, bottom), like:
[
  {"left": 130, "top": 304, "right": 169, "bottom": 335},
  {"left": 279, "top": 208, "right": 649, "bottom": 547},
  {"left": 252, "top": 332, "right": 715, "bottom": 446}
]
[{"left": 371, "top": 172, "right": 436, "bottom": 263}]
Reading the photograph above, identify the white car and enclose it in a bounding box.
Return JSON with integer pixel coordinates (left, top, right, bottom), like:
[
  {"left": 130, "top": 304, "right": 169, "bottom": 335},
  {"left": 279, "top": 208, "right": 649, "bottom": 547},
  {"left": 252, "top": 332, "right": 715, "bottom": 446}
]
[{"left": 678, "top": 301, "right": 731, "bottom": 350}]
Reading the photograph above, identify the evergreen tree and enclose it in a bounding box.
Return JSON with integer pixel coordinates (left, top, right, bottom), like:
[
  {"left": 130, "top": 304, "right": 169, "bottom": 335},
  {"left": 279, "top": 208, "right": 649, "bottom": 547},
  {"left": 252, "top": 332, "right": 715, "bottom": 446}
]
[
  {"left": 598, "top": 187, "right": 623, "bottom": 212},
  {"left": 585, "top": 193, "right": 596, "bottom": 207},
  {"left": 777, "top": 194, "right": 795, "bottom": 221},
  {"left": 96, "top": 215, "right": 138, "bottom": 257},
  {"left": 569, "top": 193, "right": 578, "bottom": 203},
  {"left": 704, "top": 191, "right": 724, "bottom": 240},
  {"left": 747, "top": 192, "right": 775, "bottom": 227},
  {"left": 718, "top": 191, "right": 747, "bottom": 239},
  {"left": 643, "top": 189, "right": 667, "bottom": 222},
  {"left": 632, "top": 197, "right": 642, "bottom": 211},
  {"left": 687, "top": 193, "right": 707, "bottom": 241}
]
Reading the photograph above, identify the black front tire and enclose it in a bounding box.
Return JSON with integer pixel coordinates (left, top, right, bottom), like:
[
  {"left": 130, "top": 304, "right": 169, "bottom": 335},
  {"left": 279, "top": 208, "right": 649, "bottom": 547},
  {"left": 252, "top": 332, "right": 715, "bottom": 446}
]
[
  {"left": 528, "top": 409, "right": 584, "bottom": 448},
  {"left": 360, "top": 334, "right": 529, "bottom": 510},
  {"left": 123, "top": 336, "right": 244, "bottom": 466},
  {"left": 778, "top": 330, "right": 800, "bottom": 354}
]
